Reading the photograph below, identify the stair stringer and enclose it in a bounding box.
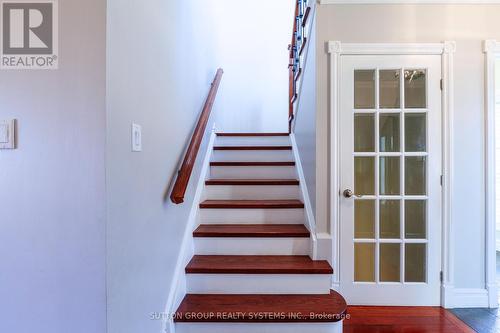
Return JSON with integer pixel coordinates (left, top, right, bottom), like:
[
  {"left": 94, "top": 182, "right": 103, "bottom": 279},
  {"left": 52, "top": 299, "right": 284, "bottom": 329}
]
[
  {"left": 163, "top": 130, "right": 217, "bottom": 333},
  {"left": 290, "top": 133, "right": 318, "bottom": 260}
]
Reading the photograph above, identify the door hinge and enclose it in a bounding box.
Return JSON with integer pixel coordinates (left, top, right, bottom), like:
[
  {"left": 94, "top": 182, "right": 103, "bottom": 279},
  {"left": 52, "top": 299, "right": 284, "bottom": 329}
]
[
  {"left": 440, "top": 175, "right": 443, "bottom": 186},
  {"left": 440, "top": 271, "right": 444, "bottom": 282},
  {"left": 440, "top": 79, "right": 443, "bottom": 90}
]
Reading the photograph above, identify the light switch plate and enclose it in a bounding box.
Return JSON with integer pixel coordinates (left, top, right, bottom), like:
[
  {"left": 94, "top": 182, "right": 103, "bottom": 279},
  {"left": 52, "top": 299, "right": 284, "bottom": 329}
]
[
  {"left": 131, "top": 123, "right": 142, "bottom": 152},
  {"left": 0, "top": 119, "right": 16, "bottom": 149}
]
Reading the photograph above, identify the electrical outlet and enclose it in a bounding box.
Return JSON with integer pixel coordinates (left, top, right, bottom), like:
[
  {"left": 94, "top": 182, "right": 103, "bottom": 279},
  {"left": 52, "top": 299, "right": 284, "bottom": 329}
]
[
  {"left": 0, "top": 119, "right": 16, "bottom": 149},
  {"left": 131, "top": 123, "right": 142, "bottom": 152}
]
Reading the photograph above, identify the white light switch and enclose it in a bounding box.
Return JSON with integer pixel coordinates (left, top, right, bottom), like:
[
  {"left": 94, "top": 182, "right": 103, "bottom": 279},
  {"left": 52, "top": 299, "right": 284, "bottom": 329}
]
[
  {"left": 0, "top": 119, "right": 15, "bottom": 149},
  {"left": 0, "top": 124, "right": 8, "bottom": 143},
  {"left": 131, "top": 123, "right": 142, "bottom": 152}
]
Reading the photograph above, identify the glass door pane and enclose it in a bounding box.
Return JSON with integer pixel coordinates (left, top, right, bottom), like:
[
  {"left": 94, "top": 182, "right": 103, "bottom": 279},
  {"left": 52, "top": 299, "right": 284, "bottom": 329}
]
[
  {"left": 405, "top": 114, "right": 426, "bottom": 151},
  {"left": 355, "top": 70, "right": 376, "bottom": 109},
  {"left": 355, "top": 243, "right": 375, "bottom": 282},
  {"left": 379, "top": 69, "right": 401, "bottom": 109},
  {"left": 355, "top": 157, "right": 375, "bottom": 195},
  {"left": 355, "top": 114, "right": 375, "bottom": 152},
  {"left": 380, "top": 114, "right": 400, "bottom": 152},
  {"left": 404, "top": 69, "right": 426, "bottom": 108},
  {"left": 355, "top": 200, "right": 375, "bottom": 239},
  {"left": 380, "top": 244, "right": 401, "bottom": 282},
  {"left": 380, "top": 200, "right": 400, "bottom": 239}
]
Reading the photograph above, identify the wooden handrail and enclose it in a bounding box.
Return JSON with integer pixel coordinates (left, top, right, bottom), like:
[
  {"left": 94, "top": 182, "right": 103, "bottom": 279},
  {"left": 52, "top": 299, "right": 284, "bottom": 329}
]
[{"left": 170, "top": 68, "right": 224, "bottom": 204}]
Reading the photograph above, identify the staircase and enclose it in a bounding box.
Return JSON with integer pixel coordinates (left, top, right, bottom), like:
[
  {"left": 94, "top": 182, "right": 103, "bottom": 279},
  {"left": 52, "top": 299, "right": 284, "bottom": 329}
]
[{"left": 174, "top": 132, "right": 346, "bottom": 333}]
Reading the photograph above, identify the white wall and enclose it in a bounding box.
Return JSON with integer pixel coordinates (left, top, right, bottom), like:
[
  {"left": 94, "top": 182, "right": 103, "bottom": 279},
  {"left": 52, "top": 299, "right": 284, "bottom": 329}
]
[
  {"left": 106, "top": 1, "right": 219, "bottom": 332},
  {"left": 0, "top": 0, "right": 107, "bottom": 332},
  {"left": 316, "top": 4, "right": 500, "bottom": 294},
  {"left": 211, "top": 0, "right": 294, "bottom": 133}
]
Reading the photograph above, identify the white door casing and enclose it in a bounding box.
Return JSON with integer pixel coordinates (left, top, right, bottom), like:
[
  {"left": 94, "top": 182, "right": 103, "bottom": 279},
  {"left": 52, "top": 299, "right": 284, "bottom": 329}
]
[
  {"left": 328, "top": 42, "right": 456, "bottom": 307},
  {"left": 484, "top": 39, "right": 500, "bottom": 308}
]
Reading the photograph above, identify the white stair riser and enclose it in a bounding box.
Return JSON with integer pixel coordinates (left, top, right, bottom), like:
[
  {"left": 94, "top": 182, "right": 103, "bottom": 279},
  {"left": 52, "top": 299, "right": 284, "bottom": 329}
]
[
  {"left": 176, "top": 322, "right": 343, "bottom": 333},
  {"left": 198, "top": 208, "right": 305, "bottom": 224},
  {"left": 212, "top": 150, "right": 293, "bottom": 162},
  {"left": 204, "top": 185, "right": 300, "bottom": 200},
  {"left": 210, "top": 166, "right": 296, "bottom": 179},
  {"left": 194, "top": 237, "right": 310, "bottom": 255},
  {"left": 186, "top": 274, "right": 331, "bottom": 294},
  {"left": 215, "top": 136, "right": 291, "bottom": 146}
]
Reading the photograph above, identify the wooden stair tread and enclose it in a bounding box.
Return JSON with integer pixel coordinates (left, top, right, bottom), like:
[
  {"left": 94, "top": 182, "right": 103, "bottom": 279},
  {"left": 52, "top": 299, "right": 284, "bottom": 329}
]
[
  {"left": 205, "top": 179, "right": 299, "bottom": 186},
  {"left": 210, "top": 161, "right": 295, "bottom": 166},
  {"left": 213, "top": 146, "right": 292, "bottom": 151},
  {"left": 216, "top": 133, "right": 290, "bottom": 137},
  {"left": 174, "top": 290, "right": 347, "bottom": 323},
  {"left": 200, "top": 200, "right": 304, "bottom": 209},
  {"left": 193, "top": 224, "right": 310, "bottom": 238},
  {"left": 185, "top": 255, "right": 333, "bottom": 274}
]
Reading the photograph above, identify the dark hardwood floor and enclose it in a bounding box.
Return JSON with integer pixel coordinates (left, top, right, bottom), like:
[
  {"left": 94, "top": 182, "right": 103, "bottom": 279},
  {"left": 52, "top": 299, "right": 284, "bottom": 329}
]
[
  {"left": 451, "top": 308, "right": 500, "bottom": 333},
  {"left": 344, "top": 306, "right": 475, "bottom": 332}
]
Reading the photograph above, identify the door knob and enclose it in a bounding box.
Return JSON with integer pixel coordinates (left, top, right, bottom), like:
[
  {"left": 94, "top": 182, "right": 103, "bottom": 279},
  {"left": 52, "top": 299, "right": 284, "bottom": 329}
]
[{"left": 343, "top": 189, "right": 361, "bottom": 198}]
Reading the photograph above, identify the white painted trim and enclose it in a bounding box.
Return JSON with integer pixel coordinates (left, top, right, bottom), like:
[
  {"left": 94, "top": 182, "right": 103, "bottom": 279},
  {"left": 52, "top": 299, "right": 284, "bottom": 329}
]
[
  {"left": 453, "top": 288, "right": 490, "bottom": 308},
  {"left": 483, "top": 39, "right": 500, "bottom": 308},
  {"left": 327, "top": 41, "right": 447, "bottom": 55},
  {"left": 163, "top": 128, "right": 217, "bottom": 333},
  {"left": 290, "top": 133, "right": 318, "bottom": 259},
  {"left": 328, "top": 41, "right": 456, "bottom": 307},
  {"left": 441, "top": 41, "right": 456, "bottom": 308},
  {"left": 319, "top": 0, "right": 500, "bottom": 4},
  {"left": 328, "top": 41, "right": 341, "bottom": 289}
]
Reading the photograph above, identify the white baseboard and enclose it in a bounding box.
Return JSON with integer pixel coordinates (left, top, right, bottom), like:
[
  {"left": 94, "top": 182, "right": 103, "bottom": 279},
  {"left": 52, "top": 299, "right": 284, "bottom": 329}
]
[
  {"left": 441, "top": 283, "right": 455, "bottom": 308},
  {"left": 316, "top": 232, "right": 333, "bottom": 262},
  {"left": 163, "top": 129, "right": 217, "bottom": 333},
  {"left": 487, "top": 283, "right": 499, "bottom": 308},
  {"left": 452, "top": 288, "right": 489, "bottom": 308}
]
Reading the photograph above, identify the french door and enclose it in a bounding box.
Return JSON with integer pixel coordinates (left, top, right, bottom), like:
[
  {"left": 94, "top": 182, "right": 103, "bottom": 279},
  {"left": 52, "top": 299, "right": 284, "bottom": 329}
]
[{"left": 339, "top": 55, "right": 442, "bottom": 305}]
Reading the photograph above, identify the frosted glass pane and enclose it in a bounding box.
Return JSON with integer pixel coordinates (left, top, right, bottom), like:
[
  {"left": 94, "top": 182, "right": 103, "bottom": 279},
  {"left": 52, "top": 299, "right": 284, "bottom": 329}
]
[
  {"left": 355, "top": 243, "right": 375, "bottom": 282},
  {"left": 380, "top": 243, "right": 401, "bottom": 282},
  {"left": 405, "top": 201, "right": 426, "bottom": 239},
  {"left": 405, "top": 244, "right": 426, "bottom": 282},
  {"left": 355, "top": 70, "right": 375, "bottom": 109},
  {"left": 380, "top": 157, "right": 400, "bottom": 195},
  {"left": 380, "top": 200, "right": 400, "bottom": 239},
  {"left": 355, "top": 200, "right": 375, "bottom": 239},
  {"left": 355, "top": 114, "right": 375, "bottom": 152},
  {"left": 404, "top": 69, "right": 426, "bottom": 109},
  {"left": 379, "top": 70, "right": 400, "bottom": 109},
  {"left": 405, "top": 157, "right": 426, "bottom": 195},
  {"left": 405, "top": 113, "right": 426, "bottom": 152},
  {"left": 380, "top": 114, "right": 400, "bottom": 152},
  {"left": 355, "top": 157, "right": 375, "bottom": 195}
]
